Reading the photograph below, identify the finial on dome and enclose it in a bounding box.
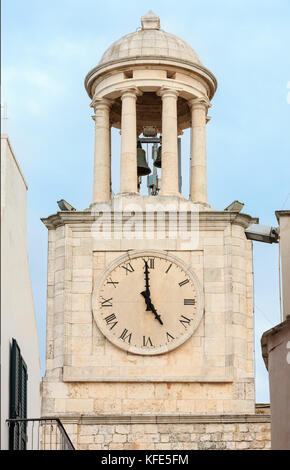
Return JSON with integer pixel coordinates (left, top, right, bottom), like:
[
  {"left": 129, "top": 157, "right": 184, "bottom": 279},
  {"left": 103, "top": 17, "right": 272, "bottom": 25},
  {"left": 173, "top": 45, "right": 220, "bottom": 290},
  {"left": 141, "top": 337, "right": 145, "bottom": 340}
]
[{"left": 141, "top": 10, "right": 160, "bottom": 30}]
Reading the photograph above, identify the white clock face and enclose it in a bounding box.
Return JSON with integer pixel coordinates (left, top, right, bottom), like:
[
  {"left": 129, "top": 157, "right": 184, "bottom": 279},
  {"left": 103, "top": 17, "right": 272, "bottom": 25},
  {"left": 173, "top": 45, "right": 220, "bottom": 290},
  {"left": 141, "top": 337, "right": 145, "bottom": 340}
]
[{"left": 92, "top": 251, "right": 203, "bottom": 355}]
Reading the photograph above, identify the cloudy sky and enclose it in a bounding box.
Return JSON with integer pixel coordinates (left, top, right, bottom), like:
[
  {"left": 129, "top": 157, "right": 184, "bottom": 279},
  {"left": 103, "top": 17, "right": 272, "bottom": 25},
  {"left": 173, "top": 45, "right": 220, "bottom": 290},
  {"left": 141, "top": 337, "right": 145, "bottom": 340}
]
[{"left": 2, "top": 0, "right": 290, "bottom": 402}]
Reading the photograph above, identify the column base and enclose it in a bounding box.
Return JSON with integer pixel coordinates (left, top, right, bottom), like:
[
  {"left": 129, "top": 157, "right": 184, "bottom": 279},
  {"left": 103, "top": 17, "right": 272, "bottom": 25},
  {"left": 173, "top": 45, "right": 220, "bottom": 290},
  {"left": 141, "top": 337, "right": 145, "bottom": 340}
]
[
  {"left": 89, "top": 200, "right": 112, "bottom": 211},
  {"left": 190, "top": 200, "right": 211, "bottom": 208},
  {"left": 160, "top": 191, "right": 183, "bottom": 198},
  {"left": 115, "top": 191, "right": 140, "bottom": 197}
]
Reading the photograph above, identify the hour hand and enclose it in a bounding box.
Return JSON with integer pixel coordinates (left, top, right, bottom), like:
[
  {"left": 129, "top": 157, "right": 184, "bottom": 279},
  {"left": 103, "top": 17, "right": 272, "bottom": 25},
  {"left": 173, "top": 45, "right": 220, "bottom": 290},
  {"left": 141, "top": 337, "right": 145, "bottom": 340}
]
[
  {"left": 141, "top": 290, "right": 152, "bottom": 311},
  {"left": 140, "top": 291, "right": 163, "bottom": 325}
]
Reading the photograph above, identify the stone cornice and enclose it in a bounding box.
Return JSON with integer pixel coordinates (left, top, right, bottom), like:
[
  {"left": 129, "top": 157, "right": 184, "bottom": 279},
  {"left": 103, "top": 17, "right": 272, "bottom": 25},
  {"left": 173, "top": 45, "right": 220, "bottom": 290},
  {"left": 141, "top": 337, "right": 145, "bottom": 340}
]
[
  {"left": 43, "top": 413, "right": 271, "bottom": 425},
  {"left": 84, "top": 58, "right": 217, "bottom": 100},
  {"left": 275, "top": 210, "right": 290, "bottom": 222},
  {"left": 41, "top": 210, "right": 258, "bottom": 230}
]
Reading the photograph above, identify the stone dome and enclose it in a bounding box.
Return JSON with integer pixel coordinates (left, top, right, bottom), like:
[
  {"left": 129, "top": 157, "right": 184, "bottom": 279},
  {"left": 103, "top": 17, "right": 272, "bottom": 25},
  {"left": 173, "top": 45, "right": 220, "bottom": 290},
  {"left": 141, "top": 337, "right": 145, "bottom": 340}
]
[
  {"left": 98, "top": 11, "right": 202, "bottom": 67},
  {"left": 85, "top": 11, "right": 217, "bottom": 101}
]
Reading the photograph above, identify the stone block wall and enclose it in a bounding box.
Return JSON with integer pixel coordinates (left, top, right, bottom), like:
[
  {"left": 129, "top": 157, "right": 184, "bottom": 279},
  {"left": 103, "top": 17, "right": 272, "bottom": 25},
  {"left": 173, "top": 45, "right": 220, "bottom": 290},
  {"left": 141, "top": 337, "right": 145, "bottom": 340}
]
[
  {"left": 41, "top": 208, "right": 263, "bottom": 451},
  {"left": 42, "top": 210, "right": 257, "bottom": 419},
  {"left": 60, "top": 411, "right": 271, "bottom": 450},
  {"left": 41, "top": 381, "right": 256, "bottom": 417}
]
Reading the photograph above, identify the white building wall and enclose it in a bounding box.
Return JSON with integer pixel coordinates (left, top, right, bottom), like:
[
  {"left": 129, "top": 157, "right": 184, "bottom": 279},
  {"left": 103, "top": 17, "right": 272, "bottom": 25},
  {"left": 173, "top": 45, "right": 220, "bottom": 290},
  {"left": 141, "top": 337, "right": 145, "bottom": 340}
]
[{"left": 1, "top": 135, "right": 41, "bottom": 449}]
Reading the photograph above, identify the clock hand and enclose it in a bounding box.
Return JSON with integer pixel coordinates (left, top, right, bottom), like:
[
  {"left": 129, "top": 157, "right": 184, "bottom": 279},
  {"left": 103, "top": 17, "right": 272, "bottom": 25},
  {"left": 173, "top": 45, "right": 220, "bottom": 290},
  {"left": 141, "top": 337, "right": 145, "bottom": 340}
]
[
  {"left": 141, "top": 290, "right": 151, "bottom": 311},
  {"left": 140, "top": 291, "right": 163, "bottom": 325},
  {"left": 143, "top": 260, "right": 151, "bottom": 310},
  {"left": 149, "top": 301, "right": 163, "bottom": 325},
  {"left": 141, "top": 260, "right": 163, "bottom": 325}
]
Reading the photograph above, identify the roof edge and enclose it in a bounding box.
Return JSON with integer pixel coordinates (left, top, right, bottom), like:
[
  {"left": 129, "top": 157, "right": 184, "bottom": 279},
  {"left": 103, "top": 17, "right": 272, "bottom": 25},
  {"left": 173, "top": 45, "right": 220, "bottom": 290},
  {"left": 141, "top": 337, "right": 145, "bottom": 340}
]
[
  {"left": 84, "top": 57, "right": 217, "bottom": 100},
  {"left": 1, "top": 134, "right": 28, "bottom": 190}
]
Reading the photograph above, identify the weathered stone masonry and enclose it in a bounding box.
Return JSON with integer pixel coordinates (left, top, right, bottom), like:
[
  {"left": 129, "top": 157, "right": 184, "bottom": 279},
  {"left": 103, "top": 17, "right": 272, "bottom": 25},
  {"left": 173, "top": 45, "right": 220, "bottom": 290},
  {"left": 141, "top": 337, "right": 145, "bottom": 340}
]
[{"left": 60, "top": 408, "right": 270, "bottom": 450}]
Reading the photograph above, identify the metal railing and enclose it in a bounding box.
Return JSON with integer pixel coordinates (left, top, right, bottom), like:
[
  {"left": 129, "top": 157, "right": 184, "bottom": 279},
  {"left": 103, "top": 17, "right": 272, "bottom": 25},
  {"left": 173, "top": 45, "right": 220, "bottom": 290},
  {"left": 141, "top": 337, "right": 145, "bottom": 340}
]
[{"left": 6, "top": 418, "right": 75, "bottom": 450}]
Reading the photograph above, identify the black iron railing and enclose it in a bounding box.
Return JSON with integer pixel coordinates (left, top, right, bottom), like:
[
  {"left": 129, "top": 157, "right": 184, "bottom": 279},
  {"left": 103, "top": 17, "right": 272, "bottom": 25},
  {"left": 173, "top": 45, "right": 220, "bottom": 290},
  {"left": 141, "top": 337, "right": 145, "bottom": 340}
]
[{"left": 6, "top": 418, "right": 75, "bottom": 450}]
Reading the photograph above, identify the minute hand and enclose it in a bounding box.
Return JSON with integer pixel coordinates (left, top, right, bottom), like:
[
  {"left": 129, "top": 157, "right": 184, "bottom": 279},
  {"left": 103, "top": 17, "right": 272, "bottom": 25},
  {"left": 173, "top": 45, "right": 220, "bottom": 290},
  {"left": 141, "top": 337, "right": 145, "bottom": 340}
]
[
  {"left": 143, "top": 260, "right": 151, "bottom": 310},
  {"left": 144, "top": 261, "right": 150, "bottom": 291}
]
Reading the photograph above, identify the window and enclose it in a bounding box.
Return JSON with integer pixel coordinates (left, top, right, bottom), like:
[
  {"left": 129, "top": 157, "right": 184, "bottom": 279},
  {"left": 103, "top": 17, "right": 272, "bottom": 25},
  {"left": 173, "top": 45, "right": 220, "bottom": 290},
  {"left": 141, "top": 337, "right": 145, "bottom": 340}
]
[{"left": 9, "top": 338, "right": 28, "bottom": 450}]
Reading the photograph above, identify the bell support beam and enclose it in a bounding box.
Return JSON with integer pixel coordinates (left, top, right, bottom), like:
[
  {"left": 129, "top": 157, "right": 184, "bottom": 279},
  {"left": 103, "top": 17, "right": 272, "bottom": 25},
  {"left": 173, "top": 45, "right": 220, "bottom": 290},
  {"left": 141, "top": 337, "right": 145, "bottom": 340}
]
[
  {"left": 120, "top": 87, "right": 142, "bottom": 194},
  {"left": 158, "top": 87, "right": 180, "bottom": 196},
  {"left": 189, "top": 97, "right": 211, "bottom": 204},
  {"left": 91, "top": 97, "right": 112, "bottom": 203}
]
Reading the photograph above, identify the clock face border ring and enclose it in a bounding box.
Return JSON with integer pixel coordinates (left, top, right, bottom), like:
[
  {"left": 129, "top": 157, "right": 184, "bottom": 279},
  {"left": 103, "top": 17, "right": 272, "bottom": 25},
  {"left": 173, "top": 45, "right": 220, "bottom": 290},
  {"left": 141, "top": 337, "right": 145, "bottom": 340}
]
[{"left": 92, "top": 249, "right": 204, "bottom": 355}]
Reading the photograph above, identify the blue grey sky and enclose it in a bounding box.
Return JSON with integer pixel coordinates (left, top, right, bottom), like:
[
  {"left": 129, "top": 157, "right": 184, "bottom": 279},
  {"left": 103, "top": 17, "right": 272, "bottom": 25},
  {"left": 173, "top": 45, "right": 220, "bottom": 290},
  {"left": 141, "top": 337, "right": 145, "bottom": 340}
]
[{"left": 2, "top": 0, "right": 290, "bottom": 403}]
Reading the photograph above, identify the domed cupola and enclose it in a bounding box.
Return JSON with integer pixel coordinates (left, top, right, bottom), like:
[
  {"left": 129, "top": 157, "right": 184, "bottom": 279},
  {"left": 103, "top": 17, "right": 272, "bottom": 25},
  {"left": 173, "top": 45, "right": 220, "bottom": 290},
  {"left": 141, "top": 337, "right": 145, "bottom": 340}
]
[{"left": 85, "top": 12, "right": 217, "bottom": 205}]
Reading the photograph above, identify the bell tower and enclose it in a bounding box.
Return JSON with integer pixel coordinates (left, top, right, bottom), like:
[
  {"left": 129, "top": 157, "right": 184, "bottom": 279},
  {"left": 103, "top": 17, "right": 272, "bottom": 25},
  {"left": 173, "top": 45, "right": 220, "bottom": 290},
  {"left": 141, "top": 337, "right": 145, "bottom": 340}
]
[
  {"left": 85, "top": 10, "right": 215, "bottom": 204},
  {"left": 41, "top": 12, "right": 270, "bottom": 450}
]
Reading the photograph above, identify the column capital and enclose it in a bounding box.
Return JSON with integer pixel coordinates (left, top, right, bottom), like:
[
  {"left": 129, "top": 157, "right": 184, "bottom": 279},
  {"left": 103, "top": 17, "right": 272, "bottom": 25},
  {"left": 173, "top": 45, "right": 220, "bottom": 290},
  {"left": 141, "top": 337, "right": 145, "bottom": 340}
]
[
  {"left": 90, "top": 97, "right": 113, "bottom": 111},
  {"left": 188, "top": 96, "right": 211, "bottom": 110},
  {"left": 157, "top": 86, "right": 179, "bottom": 99},
  {"left": 120, "top": 87, "right": 142, "bottom": 101}
]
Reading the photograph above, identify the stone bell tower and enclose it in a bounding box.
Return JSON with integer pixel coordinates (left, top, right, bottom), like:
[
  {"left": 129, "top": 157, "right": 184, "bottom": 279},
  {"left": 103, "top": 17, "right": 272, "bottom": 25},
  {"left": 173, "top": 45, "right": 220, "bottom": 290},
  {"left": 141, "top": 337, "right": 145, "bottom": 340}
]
[
  {"left": 41, "top": 12, "right": 270, "bottom": 450},
  {"left": 86, "top": 10, "right": 215, "bottom": 204}
]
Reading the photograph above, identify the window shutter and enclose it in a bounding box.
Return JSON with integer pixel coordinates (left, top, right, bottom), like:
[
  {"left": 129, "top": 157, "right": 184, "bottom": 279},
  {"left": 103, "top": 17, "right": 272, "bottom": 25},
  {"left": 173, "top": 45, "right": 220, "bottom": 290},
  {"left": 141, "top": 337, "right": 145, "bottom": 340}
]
[{"left": 9, "top": 338, "right": 28, "bottom": 450}]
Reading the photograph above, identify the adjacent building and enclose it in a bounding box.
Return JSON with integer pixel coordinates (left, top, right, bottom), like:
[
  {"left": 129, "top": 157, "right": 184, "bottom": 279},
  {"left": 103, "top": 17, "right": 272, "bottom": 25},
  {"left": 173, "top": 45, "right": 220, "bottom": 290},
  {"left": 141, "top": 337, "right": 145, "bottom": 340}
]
[
  {"left": 1, "top": 133, "right": 41, "bottom": 449},
  {"left": 261, "top": 211, "right": 290, "bottom": 450}
]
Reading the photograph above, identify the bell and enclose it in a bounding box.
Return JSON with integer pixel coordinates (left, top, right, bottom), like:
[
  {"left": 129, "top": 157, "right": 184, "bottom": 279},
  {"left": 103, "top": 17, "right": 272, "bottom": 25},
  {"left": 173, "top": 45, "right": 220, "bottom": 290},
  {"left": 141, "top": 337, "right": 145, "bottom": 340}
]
[
  {"left": 137, "top": 142, "right": 151, "bottom": 176},
  {"left": 154, "top": 145, "right": 162, "bottom": 168}
]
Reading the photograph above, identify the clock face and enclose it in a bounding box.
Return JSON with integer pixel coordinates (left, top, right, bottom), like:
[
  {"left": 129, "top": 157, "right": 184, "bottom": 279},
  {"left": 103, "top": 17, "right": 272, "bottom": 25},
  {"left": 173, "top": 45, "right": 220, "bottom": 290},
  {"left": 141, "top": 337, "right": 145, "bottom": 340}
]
[{"left": 92, "top": 251, "right": 203, "bottom": 355}]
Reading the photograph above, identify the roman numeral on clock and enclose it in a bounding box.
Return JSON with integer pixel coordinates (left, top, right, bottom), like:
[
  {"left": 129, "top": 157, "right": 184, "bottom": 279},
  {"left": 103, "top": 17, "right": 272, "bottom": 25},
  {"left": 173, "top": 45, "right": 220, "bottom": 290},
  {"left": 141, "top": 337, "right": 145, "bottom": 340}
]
[
  {"left": 119, "top": 329, "right": 132, "bottom": 344},
  {"left": 184, "top": 298, "right": 196, "bottom": 305},
  {"left": 143, "top": 336, "right": 153, "bottom": 347},
  {"left": 165, "top": 263, "right": 172, "bottom": 274},
  {"left": 104, "top": 313, "right": 118, "bottom": 330},
  {"left": 121, "top": 263, "right": 134, "bottom": 274},
  {"left": 148, "top": 258, "right": 154, "bottom": 269},
  {"left": 101, "top": 297, "right": 113, "bottom": 307},
  {"left": 166, "top": 332, "right": 175, "bottom": 342},
  {"left": 106, "top": 278, "right": 119, "bottom": 288},
  {"left": 179, "top": 315, "right": 193, "bottom": 329},
  {"left": 179, "top": 279, "right": 189, "bottom": 287}
]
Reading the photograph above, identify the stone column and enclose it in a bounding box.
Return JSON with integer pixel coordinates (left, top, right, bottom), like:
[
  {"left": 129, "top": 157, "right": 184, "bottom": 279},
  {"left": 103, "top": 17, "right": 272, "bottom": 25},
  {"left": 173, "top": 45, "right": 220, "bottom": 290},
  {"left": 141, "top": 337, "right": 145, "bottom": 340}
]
[
  {"left": 91, "top": 98, "right": 112, "bottom": 203},
  {"left": 158, "top": 88, "right": 179, "bottom": 195},
  {"left": 120, "top": 88, "right": 140, "bottom": 194},
  {"left": 189, "top": 98, "right": 210, "bottom": 204}
]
